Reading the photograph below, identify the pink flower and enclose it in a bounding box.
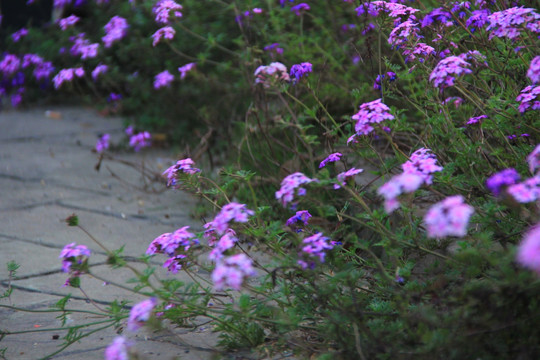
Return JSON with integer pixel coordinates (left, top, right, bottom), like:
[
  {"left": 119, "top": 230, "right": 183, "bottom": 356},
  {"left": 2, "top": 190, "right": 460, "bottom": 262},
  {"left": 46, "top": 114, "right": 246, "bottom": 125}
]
[
  {"left": 212, "top": 202, "right": 254, "bottom": 234},
  {"left": 429, "top": 56, "right": 473, "bottom": 89},
  {"left": 127, "top": 298, "right": 157, "bottom": 331},
  {"left": 275, "top": 172, "right": 317, "bottom": 207},
  {"left": 507, "top": 175, "right": 540, "bottom": 203},
  {"left": 516, "top": 224, "right": 540, "bottom": 275},
  {"left": 152, "top": 26, "right": 176, "bottom": 46},
  {"left": 153, "top": 0, "right": 183, "bottom": 24},
  {"left": 401, "top": 148, "right": 443, "bottom": 184},
  {"left": 178, "top": 62, "right": 196, "bottom": 79},
  {"left": 351, "top": 98, "right": 394, "bottom": 136},
  {"left": 423, "top": 195, "right": 474, "bottom": 239},
  {"left": 254, "top": 62, "right": 290, "bottom": 87},
  {"left": 334, "top": 168, "right": 363, "bottom": 189},
  {"left": 212, "top": 254, "right": 256, "bottom": 290},
  {"left": 162, "top": 158, "right": 200, "bottom": 187},
  {"left": 104, "top": 336, "right": 131, "bottom": 360},
  {"left": 377, "top": 172, "right": 424, "bottom": 213}
]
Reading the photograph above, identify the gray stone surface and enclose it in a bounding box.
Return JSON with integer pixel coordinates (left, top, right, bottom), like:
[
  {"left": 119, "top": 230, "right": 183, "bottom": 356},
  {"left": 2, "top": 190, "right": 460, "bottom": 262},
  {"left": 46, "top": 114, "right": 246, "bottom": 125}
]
[{"left": 0, "top": 107, "right": 228, "bottom": 360}]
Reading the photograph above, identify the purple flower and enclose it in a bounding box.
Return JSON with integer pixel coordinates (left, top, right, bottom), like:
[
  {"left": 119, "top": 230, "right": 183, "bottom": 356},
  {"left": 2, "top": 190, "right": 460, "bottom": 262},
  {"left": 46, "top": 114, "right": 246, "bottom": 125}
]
[
  {"left": 486, "top": 168, "right": 521, "bottom": 196},
  {"left": 388, "top": 20, "right": 421, "bottom": 46},
  {"left": 291, "top": 3, "right": 310, "bottom": 16},
  {"left": 527, "top": 144, "right": 540, "bottom": 175},
  {"left": 527, "top": 56, "right": 540, "bottom": 84},
  {"left": 466, "top": 9, "right": 491, "bottom": 31},
  {"left": 424, "top": 195, "right": 474, "bottom": 239},
  {"left": 58, "top": 15, "right": 80, "bottom": 30},
  {"left": 254, "top": 62, "right": 290, "bottom": 87},
  {"left": 125, "top": 125, "right": 134, "bottom": 136},
  {"left": 402, "top": 43, "right": 435, "bottom": 63},
  {"left": 290, "top": 62, "right": 313, "bottom": 81},
  {"left": 0, "top": 54, "right": 21, "bottom": 76},
  {"left": 102, "top": 16, "right": 128, "bottom": 48},
  {"left": 319, "top": 152, "right": 342, "bottom": 168},
  {"left": 104, "top": 336, "right": 131, "bottom": 360},
  {"left": 516, "top": 85, "right": 540, "bottom": 113},
  {"left": 96, "top": 133, "right": 110, "bottom": 153},
  {"left": 507, "top": 175, "right": 540, "bottom": 203},
  {"left": 264, "top": 43, "right": 284, "bottom": 57},
  {"left": 59, "top": 242, "right": 91, "bottom": 274},
  {"left": 212, "top": 254, "right": 256, "bottom": 290},
  {"left": 152, "top": 26, "right": 176, "bottom": 47},
  {"left": 153, "top": 0, "right": 183, "bottom": 24},
  {"left": 178, "top": 62, "right": 196, "bottom": 79},
  {"left": 212, "top": 202, "right": 254, "bottom": 235},
  {"left": 467, "top": 114, "right": 487, "bottom": 125},
  {"left": 355, "top": 2, "right": 419, "bottom": 19},
  {"left": 351, "top": 98, "right": 394, "bottom": 136},
  {"left": 91, "top": 64, "right": 108, "bottom": 81},
  {"left": 516, "top": 224, "right": 540, "bottom": 275},
  {"left": 154, "top": 70, "right": 174, "bottom": 89},
  {"left": 298, "top": 232, "right": 334, "bottom": 269},
  {"left": 146, "top": 226, "right": 197, "bottom": 257},
  {"left": 275, "top": 172, "right": 318, "bottom": 207},
  {"left": 422, "top": 8, "right": 453, "bottom": 28},
  {"left": 33, "top": 61, "right": 54, "bottom": 80},
  {"left": 286, "top": 210, "right": 312, "bottom": 227},
  {"left": 129, "top": 131, "right": 151, "bottom": 151},
  {"left": 377, "top": 172, "right": 424, "bottom": 213},
  {"left": 162, "top": 158, "right": 201, "bottom": 187},
  {"left": 127, "top": 298, "right": 157, "bottom": 332},
  {"left": 442, "top": 96, "right": 464, "bottom": 108},
  {"left": 402, "top": 148, "right": 443, "bottom": 184},
  {"left": 54, "top": 0, "right": 72, "bottom": 8},
  {"left": 52, "top": 67, "right": 84, "bottom": 89},
  {"left": 11, "top": 28, "right": 28, "bottom": 42},
  {"left": 334, "top": 168, "right": 363, "bottom": 189},
  {"left": 429, "top": 56, "right": 472, "bottom": 89},
  {"left": 486, "top": 7, "right": 540, "bottom": 40}
]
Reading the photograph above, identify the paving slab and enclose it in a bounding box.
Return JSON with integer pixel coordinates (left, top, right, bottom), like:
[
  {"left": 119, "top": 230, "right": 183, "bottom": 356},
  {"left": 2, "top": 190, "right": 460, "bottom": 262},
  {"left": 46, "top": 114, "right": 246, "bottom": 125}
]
[{"left": 0, "top": 107, "right": 232, "bottom": 360}]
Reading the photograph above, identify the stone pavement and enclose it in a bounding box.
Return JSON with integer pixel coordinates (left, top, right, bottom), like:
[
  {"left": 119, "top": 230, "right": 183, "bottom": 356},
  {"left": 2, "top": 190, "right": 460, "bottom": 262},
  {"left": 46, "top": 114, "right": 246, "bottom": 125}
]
[{"left": 0, "top": 107, "right": 225, "bottom": 360}]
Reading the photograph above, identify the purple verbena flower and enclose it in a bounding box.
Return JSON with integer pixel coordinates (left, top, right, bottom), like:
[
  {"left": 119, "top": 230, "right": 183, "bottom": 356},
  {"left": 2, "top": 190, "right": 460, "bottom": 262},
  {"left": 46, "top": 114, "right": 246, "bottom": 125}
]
[
  {"left": 527, "top": 56, "right": 540, "bottom": 84},
  {"left": 429, "top": 56, "right": 472, "bottom": 89},
  {"left": 319, "top": 152, "right": 342, "bottom": 168},
  {"left": 486, "top": 168, "right": 521, "bottom": 196},
  {"left": 102, "top": 16, "right": 128, "bottom": 48},
  {"left": 154, "top": 70, "right": 174, "bottom": 89},
  {"left": 0, "top": 54, "right": 21, "bottom": 76},
  {"left": 442, "top": 96, "right": 464, "bottom": 108},
  {"left": 290, "top": 62, "right": 312, "bottom": 81},
  {"left": 104, "top": 336, "right": 131, "bottom": 360},
  {"left": 96, "top": 133, "right": 110, "bottom": 153},
  {"left": 212, "top": 202, "right": 254, "bottom": 235},
  {"left": 264, "top": 43, "right": 284, "bottom": 58},
  {"left": 467, "top": 114, "right": 487, "bottom": 125},
  {"left": 516, "top": 223, "right": 540, "bottom": 275},
  {"left": 52, "top": 67, "right": 84, "bottom": 89},
  {"left": 162, "top": 158, "right": 200, "bottom": 188},
  {"left": 422, "top": 8, "right": 453, "bottom": 28},
  {"left": 58, "top": 15, "right": 80, "bottom": 30},
  {"left": 291, "top": 3, "right": 310, "bottom": 16},
  {"left": 388, "top": 20, "right": 421, "bottom": 46},
  {"left": 146, "top": 226, "right": 197, "bottom": 257},
  {"left": 11, "top": 28, "right": 28, "bottom": 42},
  {"left": 334, "top": 168, "right": 363, "bottom": 189},
  {"left": 178, "top": 62, "right": 196, "bottom": 79},
  {"left": 377, "top": 172, "right": 424, "bottom": 213},
  {"left": 402, "top": 43, "right": 435, "bottom": 63},
  {"left": 92, "top": 64, "right": 108, "bottom": 81},
  {"left": 286, "top": 210, "right": 312, "bottom": 227},
  {"left": 54, "top": 0, "right": 72, "bottom": 8},
  {"left": 351, "top": 98, "right": 394, "bottom": 136},
  {"left": 275, "top": 172, "right": 317, "bottom": 207},
  {"left": 153, "top": 0, "right": 183, "bottom": 24},
  {"left": 298, "top": 232, "right": 334, "bottom": 269},
  {"left": 254, "top": 62, "right": 290, "bottom": 87},
  {"left": 466, "top": 9, "right": 491, "bottom": 31},
  {"left": 423, "top": 195, "right": 474, "bottom": 239},
  {"left": 402, "top": 148, "right": 443, "bottom": 184},
  {"left": 486, "top": 7, "right": 540, "bottom": 40},
  {"left": 152, "top": 26, "right": 175, "bottom": 46},
  {"left": 516, "top": 85, "right": 540, "bottom": 113},
  {"left": 527, "top": 144, "right": 540, "bottom": 175},
  {"left": 212, "top": 254, "right": 256, "bottom": 290},
  {"left": 60, "top": 242, "right": 91, "bottom": 273},
  {"left": 127, "top": 298, "right": 157, "bottom": 332},
  {"left": 356, "top": 1, "right": 419, "bottom": 19},
  {"left": 507, "top": 175, "right": 540, "bottom": 203},
  {"left": 129, "top": 131, "right": 151, "bottom": 151}
]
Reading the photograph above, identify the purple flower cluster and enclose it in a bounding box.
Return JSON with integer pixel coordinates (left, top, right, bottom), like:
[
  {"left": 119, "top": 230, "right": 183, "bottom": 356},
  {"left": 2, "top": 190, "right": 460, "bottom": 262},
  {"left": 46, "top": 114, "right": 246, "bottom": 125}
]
[
  {"left": 96, "top": 133, "right": 110, "bottom": 153},
  {"left": 527, "top": 56, "right": 540, "bottom": 84},
  {"left": 153, "top": 0, "right": 183, "bottom": 24},
  {"left": 527, "top": 144, "right": 540, "bottom": 174},
  {"left": 152, "top": 26, "right": 176, "bottom": 46},
  {"left": 105, "top": 336, "right": 131, "bottom": 360},
  {"left": 0, "top": 54, "right": 21, "bottom": 76},
  {"left": 129, "top": 131, "right": 151, "bottom": 151},
  {"left": 275, "top": 172, "right": 317, "bottom": 207},
  {"left": 507, "top": 175, "right": 540, "bottom": 203},
  {"left": 356, "top": 1, "right": 419, "bottom": 19},
  {"left": 388, "top": 20, "right": 421, "bottom": 47},
  {"left": 154, "top": 70, "right": 174, "bottom": 89},
  {"left": 486, "top": 7, "right": 540, "bottom": 40},
  {"left": 70, "top": 33, "right": 99, "bottom": 60},
  {"left": 373, "top": 71, "right": 397, "bottom": 90},
  {"left": 334, "top": 168, "right": 363, "bottom": 189},
  {"left": 254, "top": 62, "right": 290, "bottom": 87},
  {"left": 442, "top": 96, "right": 464, "bottom": 108},
  {"left": 516, "top": 224, "right": 540, "bottom": 275},
  {"left": 290, "top": 62, "right": 312, "bottom": 82},
  {"left": 402, "top": 43, "right": 435, "bottom": 63},
  {"left": 92, "top": 64, "right": 108, "bottom": 81},
  {"left": 378, "top": 148, "right": 443, "bottom": 212},
  {"left": 485, "top": 168, "right": 521, "bottom": 196},
  {"left": 22, "top": 54, "right": 55, "bottom": 80},
  {"left": 351, "top": 98, "right": 394, "bottom": 136},
  {"left": 264, "top": 43, "right": 284, "bottom": 58},
  {"left": 297, "top": 232, "right": 334, "bottom": 269},
  {"left": 178, "top": 62, "right": 196, "bottom": 79},
  {"left": 102, "top": 16, "right": 128, "bottom": 48},
  {"left": 60, "top": 242, "right": 91, "bottom": 273},
  {"left": 53, "top": 67, "right": 84, "bottom": 89},
  {"left": 127, "top": 298, "right": 157, "bottom": 331},
  {"left": 422, "top": 8, "right": 453, "bottom": 28},
  {"left": 212, "top": 253, "right": 256, "bottom": 290},
  {"left": 58, "top": 15, "right": 80, "bottom": 30},
  {"left": 146, "top": 226, "right": 198, "bottom": 273},
  {"left": 423, "top": 195, "right": 474, "bottom": 239},
  {"left": 286, "top": 210, "right": 312, "bottom": 228},
  {"left": 291, "top": 3, "right": 310, "bottom": 16},
  {"left": 11, "top": 28, "right": 28, "bottom": 42},
  {"left": 429, "top": 56, "right": 473, "bottom": 89},
  {"left": 466, "top": 114, "right": 487, "bottom": 125},
  {"left": 319, "top": 152, "right": 342, "bottom": 168},
  {"left": 208, "top": 202, "right": 255, "bottom": 235},
  {"left": 515, "top": 85, "right": 540, "bottom": 113},
  {"left": 466, "top": 9, "right": 491, "bottom": 32},
  {"left": 162, "top": 158, "right": 200, "bottom": 188}
]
